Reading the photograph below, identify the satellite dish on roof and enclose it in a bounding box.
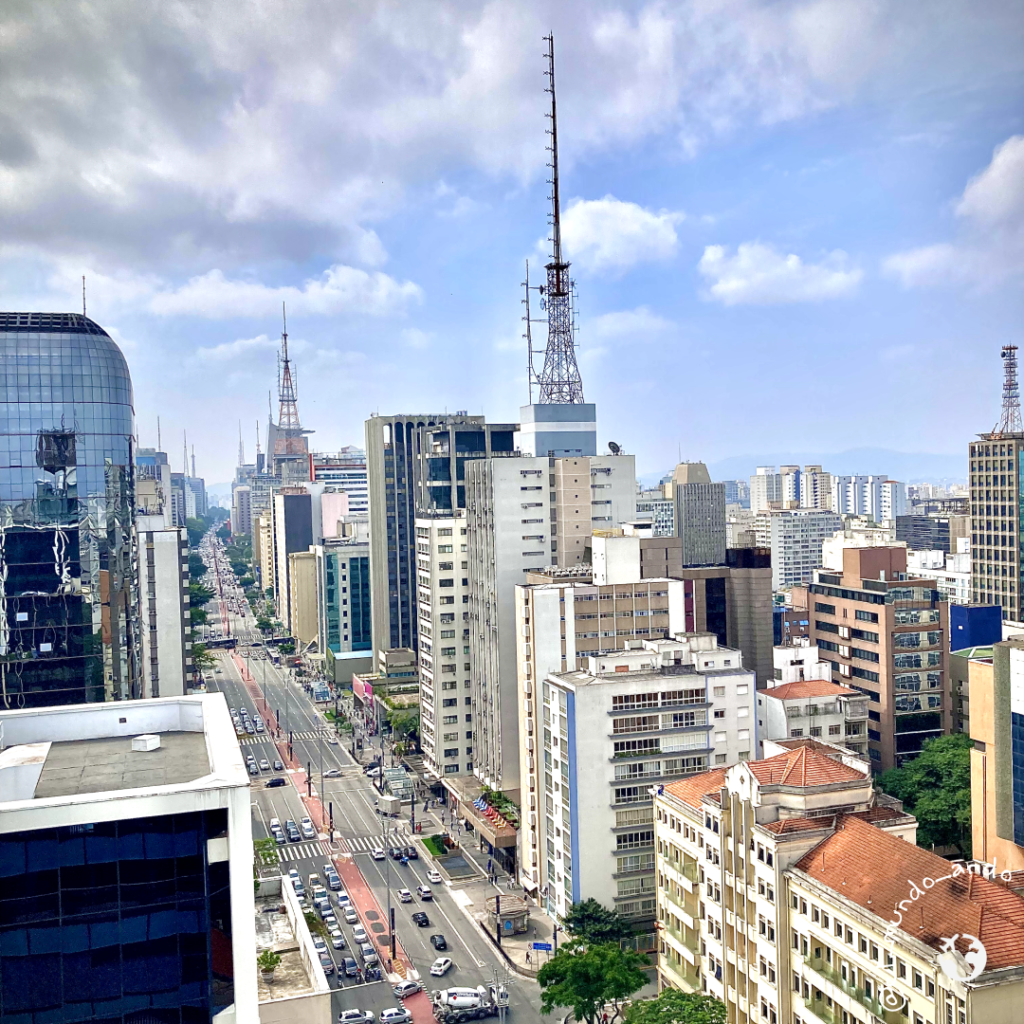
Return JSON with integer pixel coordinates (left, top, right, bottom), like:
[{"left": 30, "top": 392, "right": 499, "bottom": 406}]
[{"left": 608, "top": 441, "right": 621, "bottom": 455}]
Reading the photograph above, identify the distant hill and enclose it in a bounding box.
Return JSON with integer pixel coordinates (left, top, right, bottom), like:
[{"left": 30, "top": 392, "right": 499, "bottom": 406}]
[{"left": 639, "top": 449, "right": 966, "bottom": 488}]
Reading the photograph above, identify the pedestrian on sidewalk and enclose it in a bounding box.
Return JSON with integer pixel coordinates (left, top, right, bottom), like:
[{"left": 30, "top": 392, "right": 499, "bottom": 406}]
[{"left": 525, "top": 950, "right": 531, "bottom": 965}]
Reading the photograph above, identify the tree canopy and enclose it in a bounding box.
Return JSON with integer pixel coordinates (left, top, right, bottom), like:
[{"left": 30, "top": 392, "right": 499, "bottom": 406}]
[
  {"left": 191, "top": 642, "right": 215, "bottom": 672},
  {"left": 538, "top": 940, "right": 649, "bottom": 1024},
  {"left": 876, "top": 733, "right": 972, "bottom": 855},
  {"left": 563, "top": 898, "right": 634, "bottom": 945},
  {"left": 623, "top": 989, "right": 726, "bottom": 1024}
]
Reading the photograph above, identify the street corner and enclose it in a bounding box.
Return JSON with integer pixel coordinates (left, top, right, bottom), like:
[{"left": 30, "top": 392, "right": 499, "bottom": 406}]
[{"left": 402, "top": 988, "right": 434, "bottom": 1024}]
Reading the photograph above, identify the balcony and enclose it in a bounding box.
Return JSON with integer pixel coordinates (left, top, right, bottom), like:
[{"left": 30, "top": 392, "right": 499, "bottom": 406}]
[
  {"left": 845, "top": 706, "right": 869, "bottom": 719},
  {"left": 804, "top": 997, "right": 837, "bottom": 1024},
  {"left": 803, "top": 956, "right": 891, "bottom": 1020}
]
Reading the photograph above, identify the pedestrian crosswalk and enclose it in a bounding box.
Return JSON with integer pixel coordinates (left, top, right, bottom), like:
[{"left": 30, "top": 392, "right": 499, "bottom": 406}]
[
  {"left": 338, "top": 828, "right": 413, "bottom": 856},
  {"left": 277, "top": 840, "right": 331, "bottom": 862}
]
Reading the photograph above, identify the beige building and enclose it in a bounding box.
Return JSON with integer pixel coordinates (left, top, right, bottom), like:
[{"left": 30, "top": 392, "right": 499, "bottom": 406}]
[
  {"left": 807, "top": 546, "right": 950, "bottom": 771},
  {"left": 255, "top": 512, "right": 274, "bottom": 595},
  {"left": 655, "top": 739, "right": 1024, "bottom": 1024},
  {"left": 287, "top": 550, "right": 318, "bottom": 646},
  {"left": 969, "top": 638, "right": 1024, "bottom": 872}
]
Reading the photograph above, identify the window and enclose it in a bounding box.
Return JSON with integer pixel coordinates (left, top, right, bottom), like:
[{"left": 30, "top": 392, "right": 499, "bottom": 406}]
[
  {"left": 713, "top": 709, "right": 726, "bottom": 719},
  {"left": 713, "top": 686, "right": 726, "bottom": 697}
]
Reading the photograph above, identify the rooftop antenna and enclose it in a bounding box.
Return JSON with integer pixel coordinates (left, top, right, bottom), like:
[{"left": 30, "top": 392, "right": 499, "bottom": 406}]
[
  {"left": 255, "top": 419, "right": 261, "bottom": 457},
  {"left": 535, "top": 33, "right": 585, "bottom": 405},
  {"left": 191, "top": 445, "right": 197, "bottom": 479},
  {"left": 277, "top": 301, "right": 301, "bottom": 432},
  {"left": 993, "top": 345, "right": 1023, "bottom": 435},
  {"left": 238, "top": 421, "right": 245, "bottom": 467},
  {"left": 82, "top": 276, "right": 86, "bottom": 318},
  {"left": 182, "top": 430, "right": 188, "bottom": 476},
  {"left": 157, "top": 416, "right": 162, "bottom": 452}
]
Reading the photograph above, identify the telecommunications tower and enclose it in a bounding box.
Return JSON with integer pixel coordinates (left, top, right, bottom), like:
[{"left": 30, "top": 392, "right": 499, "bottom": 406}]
[
  {"left": 531, "top": 34, "right": 584, "bottom": 405},
  {"left": 993, "top": 344, "right": 1023, "bottom": 436},
  {"left": 275, "top": 302, "right": 310, "bottom": 456}
]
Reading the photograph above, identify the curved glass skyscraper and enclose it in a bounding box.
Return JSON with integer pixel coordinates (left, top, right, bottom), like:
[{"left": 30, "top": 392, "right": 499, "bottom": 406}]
[{"left": 0, "top": 312, "right": 138, "bottom": 707}]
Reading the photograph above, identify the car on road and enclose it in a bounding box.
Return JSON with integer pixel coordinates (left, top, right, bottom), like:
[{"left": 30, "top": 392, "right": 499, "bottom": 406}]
[
  {"left": 430, "top": 934, "right": 447, "bottom": 951},
  {"left": 301, "top": 822, "right": 316, "bottom": 839},
  {"left": 389, "top": 847, "right": 403, "bottom": 860},
  {"left": 272, "top": 828, "right": 286, "bottom": 843},
  {"left": 427, "top": 869, "right": 442, "bottom": 884},
  {"left": 392, "top": 980, "right": 422, "bottom": 998},
  {"left": 371, "top": 847, "right": 386, "bottom": 860},
  {"left": 397, "top": 888, "right": 412, "bottom": 903},
  {"left": 430, "top": 957, "right": 452, "bottom": 977},
  {"left": 318, "top": 951, "right": 334, "bottom": 976},
  {"left": 245, "top": 723, "right": 255, "bottom": 734},
  {"left": 365, "top": 766, "right": 382, "bottom": 778},
  {"left": 324, "top": 768, "right": 342, "bottom": 777},
  {"left": 336, "top": 889, "right": 350, "bottom": 906},
  {"left": 254, "top": 719, "right": 264, "bottom": 733},
  {"left": 273, "top": 759, "right": 284, "bottom": 771},
  {"left": 330, "top": 929, "right": 346, "bottom": 949},
  {"left": 416, "top": 885, "right": 433, "bottom": 900},
  {"left": 351, "top": 925, "right": 367, "bottom": 944},
  {"left": 316, "top": 900, "right": 333, "bottom": 918},
  {"left": 312, "top": 936, "right": 327, "bottom": 954},
  {"left": 324, "top": 913, "right": 338, "bottom": 930},
  {"left": 258, "top": 758, "right": 270, "bottom": 771},
  {"left": 358, "top": 942, "right": 378, "bottom": 965},
  {"left": 378, "top": 1009, "right": 411, "bottom": 1024},
  {"left": 411, "top": 912, "right": 429, "bottom": 927},
  {"left": 288, "top": 867, "right": 299, "bottom": 881},
  {"left": 403, "top": 846, "right": 418, "bottom": 860},
  {"left": 291, "top": 879, "right": 305, "bottom": 897},
  {"left": 338, "top": 1011, "right": 374, "bottom": 1024},
  {"left": 266, "top": 777, "right": 287, "bottom": 788},
  {"left": 247, "top": 763, "right": 259, "bottom": 776},
  {"left": 301, "top": 817, "right": 314, "bottom": 832},
  {"left": 344, "top": 907, "right": 359, "bottom": 924},
  {"left": 287, "top": 828, "right": 301, "bottom": 842}
]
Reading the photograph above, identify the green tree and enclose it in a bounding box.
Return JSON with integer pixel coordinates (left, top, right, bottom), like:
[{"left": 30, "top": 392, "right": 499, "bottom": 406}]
[
  {"left": 192, "top": 643, "right": 215, "bottom": 672},
  {"left": 876, "top": 734, "right": 972, "bottom": 855},
  {"left": 538, "top": 940, "right": 649, "bottom": 1024},
  {"left": 277, "top": 641, "right": 295, "bottom": 655},
  {"left": 563, "top": 898, "right": 633, "bottom": 945},
  {"left": 216, "top": 524, "right": 231, "bottom": 541},
  {"left": 185, "top": 517, "right": 207, "bottom": 548},
  {"left": 188, "top": 553, "right": 208, "bottom": 579},
  {"left": 190, "top": 606, "right": 209, "bottom": 627},
  {"left": 387, "top": 707, "right": 420, "bottom": 742},
  {"left": 253, "top": 837, "right": 280, "bottom": 868},
  {"left": 189, "top": 580, "right": 215, "bottom": 608},
  {"left": 256, "top": 615, "right": 273, "bottom": 632},
  {"left": 623, "top": 990, "right": 726, "bottom": 1024}
]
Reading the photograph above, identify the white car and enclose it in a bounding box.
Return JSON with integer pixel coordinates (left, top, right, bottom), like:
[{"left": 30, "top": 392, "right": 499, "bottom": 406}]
[
  {"left": 379, "top": 1010, "right": 412, "bottom": 1024},
  {"left": 430, "top": 957, "right": 453, "bottom": 977},
  {"left": 427, "top": 869, "right": 442, "bottom": 884},
  {"left": 371, "top": 847, "right": 386, "bottom": 860},
  {"left": 344, "top": 907, "right": 359, "bottom": 924},
  {"left": 312, "top": 936, "right": 327, "bottom": 953},
  {"left": 324, "top": 768, "right": 342, "bottom": 777},
  {"left": 338, "top": 1012, "right": 374, "bottom": 1024},
  {"left": 397, "top": 888, "right": 412, "bottom": 903},
  {"left": 330, "top": 929, "right": 346, "bottom": 950}
]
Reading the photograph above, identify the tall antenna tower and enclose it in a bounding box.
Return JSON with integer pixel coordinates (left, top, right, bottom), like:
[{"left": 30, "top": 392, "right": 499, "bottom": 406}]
[
  {"left": 277, "top": 302, "right": 301, "bottom": 433},
  {"left": 533, "top": 33, "right": 584, "bottom": 405},
  {"left": 238, "top": 421, "right": 245, "bottom": 466},
  {"left": 255, "top": 419, "right": 261, "bottom": 458},
  {"left": 182, "top": 431, "right": 188, "bottom": 476},
  {"left": 191, "top": 445, "right": 197, "bottom": 479},
  {"left": 993, "top": 344, "right": 1023, "bottom": 435}
]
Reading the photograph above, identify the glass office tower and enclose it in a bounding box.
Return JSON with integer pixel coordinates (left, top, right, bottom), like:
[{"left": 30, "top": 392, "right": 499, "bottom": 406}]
[{"left": 0, "top": 313, "right": 138, "bottom": 707}]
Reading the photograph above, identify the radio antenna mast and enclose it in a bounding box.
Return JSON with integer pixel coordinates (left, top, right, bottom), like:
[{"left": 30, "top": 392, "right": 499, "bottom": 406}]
[{"left": 993, "top": 344, "right": 1023, "bottom": 435}]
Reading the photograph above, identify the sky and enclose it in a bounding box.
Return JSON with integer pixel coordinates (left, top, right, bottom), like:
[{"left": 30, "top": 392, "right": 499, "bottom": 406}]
[{"left": 2, "top": 0, "right": 1023, "bottom": 487}]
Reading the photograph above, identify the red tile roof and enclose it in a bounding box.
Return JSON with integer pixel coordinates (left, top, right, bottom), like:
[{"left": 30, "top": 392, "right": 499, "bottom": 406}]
[
  {"left": 764, "top": 680, "right": 860, "bottom": 701},
  {"left": 663, "top": 767, "right": 729, "bottom": 809},
  {"left": 747, "top": 746, "right": 867, "bottom": 787},
  {"left": 761, "top": 805, "right": 906, "bottom": 836},
  {"left": 797, "top": 816, "right": 1024, "bottom": 970}
]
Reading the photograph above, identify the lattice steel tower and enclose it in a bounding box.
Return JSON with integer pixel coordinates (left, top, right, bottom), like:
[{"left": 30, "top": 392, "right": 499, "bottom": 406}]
[
  {"left": 993, "top": 344, "right": 1023, "bottom": 435},
  {"left": 535, "top": 34, "right": 585, "bottom": 405},
  {"left": 276, "top": 302, "right": 306, "bottom": 454}
]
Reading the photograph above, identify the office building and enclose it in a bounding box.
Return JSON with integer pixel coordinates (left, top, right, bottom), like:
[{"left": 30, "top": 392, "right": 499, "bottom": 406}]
[
  {"left": 272, "top": 489, "right": 315, "bottom": 628},
  {"left": 414, "top": 512, "right": 472, "bottom": 782},
  {"left": 821, "top": 517, "right": 899, "bottom": 570},
  {"left": 636, "top": 487, "right": 675, "bottom": 536},
  {"left": 0, "top": 694, "right": 257, "bottom": 1021},
  {"left": 907, "top": 542, "right": 972, "bottom": 605},
  {"left": 755, "top": 509, "right": 842, "bottom": 590},
  {"left": 722, "top": 479, "right": 750, "bottom": 509},
  {"left": 0, "top": 312, "right": 139, "bottom": 707},
  {"left": 288, "top": 550, "right": 318, "bottom": 646},
  {"left": 366, "top": 413, "right": 517, "bottom": 656},
  {"left": 312, "top": 445, "right": 368, "bottom": 514},
  {"left": 969, "top": 637, "right": 1024, "bottom": 871},
  {"left": 666, "top": 462, "right": 726, "bottom": 567},
  {"left": 725, "top": 507, "right": 758, "bottom": 548},
  {"left": 466, "top": 452, "right": 636, "bottom": 796},
  {"left": 532, "top": 638, "right": 757, "bottom": 924},
  {"left": 897, "top": 513, "right": 970, "bottom": 554},
  {"left": 314, "top": 524, "right": 371, "bottom": 682},
  {"left": 254, "top": 512, "right": 274, "bottom": 593},
  {"left": 516, "top": 402, "right": 597, "bottom": 459},
  {"left": 808, "top": 546, "right": 951, "bottom": 770},
  {"left": 136, "top": 448, "right": 174, "bottom": 527},
  {"left": 136, "top": 513, "right": 192, "bottom": 698},
  {"left": 230, "top": 483, "right": 252, "bottom": 537},
  {"left": 655, "top": 745, "right": 1024, "bottom": 1023}
]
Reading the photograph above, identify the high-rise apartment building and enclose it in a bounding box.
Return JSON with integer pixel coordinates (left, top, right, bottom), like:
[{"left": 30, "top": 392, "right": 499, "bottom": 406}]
[
  {"left": 314, "top": 526, "right": 371, "bottom": 666},
  {"left": 312, "top": 445, "right": 369, "bottom": 514},
  {"left": 230, "top": 483, "right": 252, "bottom": 537},
  {"left": 654, "top": 741, "right": 1024, "bottom": 1023},
  {"left": 832, "top": 474, "right": 906, "bottom": 520},
  {"left": 365, "top": 413, "right": 517, "bottom": 657},
  {"left": 272, "top": 489, "right": 315, "bottom": 629},
  {"left": 136, "top": 448, "right": 174, "bottom": 527},
  {"left": 807, "top": 546, "right": 950, "bottom": 770},
  {"left": 667, "top": 462, "right": 726, "bottom": 566},
  {"left": 466, "top": 452, "right": 636, "bottom": 795},
  {"left": 636, "top": 487, "right": 675, "bottom": 536},
  {"left": 969, "top": 637, "right": 1024, "bottom": 871},
  {"left": 287, "top": 549, "right": 318, "bottom": 645},
  {"left": 749, "top": 465, "right": 832, "bottom": 513},
  {"left": 415, "top": 512, "right": 473, "bottom": 782},
  {"left": 0, "top": 312, "right": 139, "bottom": 706},
  {"left": 518, "top": 621, "right": 757, "bottom": 905},
  {"left": 755, "top": 509, "right": 842, "bottom": 589},
  {"left": 0, "top": 694, "right": 258, "bottom": 1021}
]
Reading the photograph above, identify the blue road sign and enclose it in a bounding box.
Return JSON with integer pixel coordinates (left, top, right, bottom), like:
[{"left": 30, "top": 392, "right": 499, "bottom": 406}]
[{"left": 532, "top": 942, "right": 552, "bottom": 951}]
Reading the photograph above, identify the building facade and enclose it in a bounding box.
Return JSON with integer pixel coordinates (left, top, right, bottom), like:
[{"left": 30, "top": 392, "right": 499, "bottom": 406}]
[
  {"left": 314, "top": 533, "right": 371, "bottom": 660},
  {"left": 669, "top": 462, "right": 726, "bottom": 567},
  {"left": 0, "top": 312, "right": 139, "bottom": 707},
  {"left": 0, "top": 694, "right": 258, "bottom": 1022},
  {"left": 808, "top": 547, "right": 951, "bottom": 770},
  {"left": 756, "top": 509, "right": 843, "bottom": 590},
  {"left": 288, "top": 549, "right": 319, "bottom": 646},
  {"left": 758, "top": 676, "right": 870, "bottom": 758},
  {"left": 415, "top": 512, "right": 472, "bottom": 782},
  {"left": 312, "top": 445, "right": 368, "bottom": 514}
]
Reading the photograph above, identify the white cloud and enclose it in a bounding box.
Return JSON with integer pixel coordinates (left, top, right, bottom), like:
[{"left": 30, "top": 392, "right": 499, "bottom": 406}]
[
  {"left": 884, "top": 135, "right": 1024, "bottom": 289},
  {"left": 195, "top": 333, "right": 280, "bottom": 363},
  {"left": 698, "top": 242, "right": 862, "bottom": 305},
  {"left": 560, "top": 195, "right": 683, "bottom": 274},
  {"left": 149, "top": 265, "right": 423, "bottom": 319},
  {"left": 589, "top": 306, "right": 673, "bottom": 338},
  {"left": 401, "top": 328, "right": 433, "bottom": 349}
]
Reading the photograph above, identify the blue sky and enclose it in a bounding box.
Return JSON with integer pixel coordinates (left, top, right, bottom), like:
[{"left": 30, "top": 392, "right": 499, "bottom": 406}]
[{"left": 2, "top": 0, "right": 1022, "bottom": 486}]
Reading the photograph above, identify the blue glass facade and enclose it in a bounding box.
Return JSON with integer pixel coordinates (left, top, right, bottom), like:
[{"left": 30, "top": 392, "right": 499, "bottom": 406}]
[
  {"left": 1013, "top": 710, "right": 1024, "bottom": 846},
  {"left": 0, "top": 314, "right": 137, "bottom": 707},
  {"left": 0, "top": 810, "right": 234, "bottom": 1022}
]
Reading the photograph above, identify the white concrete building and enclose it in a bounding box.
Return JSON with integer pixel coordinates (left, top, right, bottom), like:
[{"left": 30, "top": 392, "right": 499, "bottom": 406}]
[
  {"left": 0, "top": 694, "right": 257, "bottom": 1023},
  {"left": 536, "top": 636, "right": 757, "bottom": 925},
  {"left": 416, "top": 511, "right": 473, "bottom": 781},
  {"left": 466, "top": 453, "right": 636, "bottom": 797},
  {"left": 831, "top": 475, "right": 906, "bottom": 521},
  {"left": 231, "top": 483, "right": 252, "bottom": 537},
  {"left": 821, "top": 516, "right": 901, "bottom": 570},
  {"left": 755, "top": 509, "right": 842, "bottom": 589},
  {"left": 136, "top": 513, "right": 192, "bottom": 697},
  {"left": 908, "top": 539, "right": 971, "bottom": 605},
  {"left": 758, "top": 675, "right": 870, "bottom": 758},
  {"left": 771, "top": 637, "right": 833, "bottom": 684}
]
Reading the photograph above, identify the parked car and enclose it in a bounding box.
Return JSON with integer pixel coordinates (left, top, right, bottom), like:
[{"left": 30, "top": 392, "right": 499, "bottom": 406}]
[
  {"left": 378, "top": 1010, "right": 411, "bottom": 1024},
  {"left": 338, "top": 1011, "right": 374, "bottom": 1024},
  {"left": 430, "top": 957, "right": 452, "bottom": 977},
  {"left": 411, "top": 912, "right": 429, "bottom": 927},
  {"left": 430, "top": 934, "right": 447, "bottom": 950},
  {"left": 392, "top": 980, "right": 422, "bottom": 998}
]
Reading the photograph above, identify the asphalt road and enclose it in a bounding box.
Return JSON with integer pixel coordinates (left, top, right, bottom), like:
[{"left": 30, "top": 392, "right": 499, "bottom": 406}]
[{"left": 198, "top": 539, "right": 546, "bottom": 1024}]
